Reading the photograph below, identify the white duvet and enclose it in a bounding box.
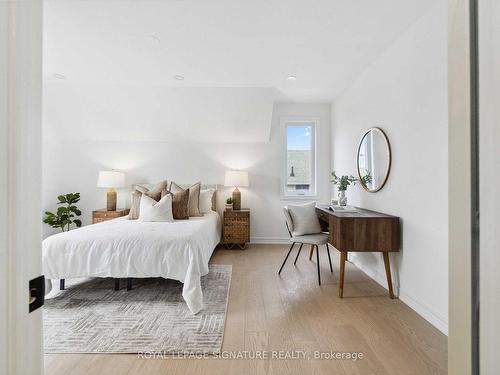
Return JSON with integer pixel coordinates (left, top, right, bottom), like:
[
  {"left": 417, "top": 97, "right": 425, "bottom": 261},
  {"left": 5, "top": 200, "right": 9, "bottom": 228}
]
[{"left": 42, "top": 211, "right": 221, "bottom": 314}]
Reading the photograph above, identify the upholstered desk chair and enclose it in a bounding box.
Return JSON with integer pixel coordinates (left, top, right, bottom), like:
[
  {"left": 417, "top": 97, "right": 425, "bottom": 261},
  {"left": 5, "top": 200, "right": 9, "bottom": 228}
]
[{"left": 278, "top": 205, "right": 333, "bottom": 285}]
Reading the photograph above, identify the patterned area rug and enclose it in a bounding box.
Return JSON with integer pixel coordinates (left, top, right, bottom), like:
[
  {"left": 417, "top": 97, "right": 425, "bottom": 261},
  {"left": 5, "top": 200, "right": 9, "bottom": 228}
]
[{"left": 43, "top": 264, "right": 231, "bottom": 354}]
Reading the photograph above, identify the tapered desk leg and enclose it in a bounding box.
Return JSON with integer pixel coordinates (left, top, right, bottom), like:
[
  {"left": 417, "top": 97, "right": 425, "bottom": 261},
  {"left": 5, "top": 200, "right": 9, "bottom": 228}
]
[
  {"left": 339, "top": 251, "right": 347, "bottom": 297},
  {"left": 383, "top": 252, "right": 395, "bottom": 299}
]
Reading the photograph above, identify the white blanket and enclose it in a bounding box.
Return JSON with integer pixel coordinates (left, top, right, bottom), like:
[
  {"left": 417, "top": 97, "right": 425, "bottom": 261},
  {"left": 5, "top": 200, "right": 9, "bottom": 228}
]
[{"left": 42, "top": 211, "right": 221, "bottom": 314}]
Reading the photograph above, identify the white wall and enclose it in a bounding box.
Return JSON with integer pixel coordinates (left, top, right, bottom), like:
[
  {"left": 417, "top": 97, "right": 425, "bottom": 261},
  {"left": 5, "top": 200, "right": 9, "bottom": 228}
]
[
  {"left": 331, "top": 1, "right": 448, "bottom": 333},
  {"left": 42, "top": 103, "right": 331, "bottom": 241}
]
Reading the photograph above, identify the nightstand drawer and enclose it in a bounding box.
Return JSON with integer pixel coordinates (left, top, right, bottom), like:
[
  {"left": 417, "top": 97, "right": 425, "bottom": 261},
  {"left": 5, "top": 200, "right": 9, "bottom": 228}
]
[
  {"left": 92, "top": 209, "right": 130, "bottom": 224},
  {"left": 224, "top": 210, "right": 250, "bottom": 219},
  {"left": 93, "top": 212, "right": 116, "bottom": 219}
]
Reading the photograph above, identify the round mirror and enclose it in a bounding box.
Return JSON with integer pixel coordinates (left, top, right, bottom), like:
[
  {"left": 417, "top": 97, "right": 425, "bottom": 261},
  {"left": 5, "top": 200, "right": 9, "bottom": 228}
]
[{"left": 357, "top": 127, "right": 391, "bottom": 192}]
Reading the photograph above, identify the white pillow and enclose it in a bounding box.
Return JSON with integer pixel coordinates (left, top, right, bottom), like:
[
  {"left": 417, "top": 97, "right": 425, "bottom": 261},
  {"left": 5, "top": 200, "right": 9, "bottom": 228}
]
[
  {"left": 199, "top": 189, "right": 215, "bottom": 213},
  {"left": 138, "top": 194, "right": 174, "bottom": 222},
  {"left": 287, "top": 202, "right": 322, "bottom": 236}
]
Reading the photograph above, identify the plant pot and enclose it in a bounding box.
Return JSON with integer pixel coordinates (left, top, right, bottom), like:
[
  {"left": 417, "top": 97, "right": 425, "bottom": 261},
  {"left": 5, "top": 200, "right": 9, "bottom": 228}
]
[
  {"left": 338, "top": 190, "right": 347, "bottom": 206},
  {"left": 225, "top": 204, "right": 233, "bottom": 210}
]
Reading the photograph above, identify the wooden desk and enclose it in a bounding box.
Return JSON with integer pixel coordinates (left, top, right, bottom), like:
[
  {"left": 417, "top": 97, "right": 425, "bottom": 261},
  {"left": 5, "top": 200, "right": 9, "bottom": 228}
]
[{"left": 316, "top": 206, "right": 400, "bottom": 298}]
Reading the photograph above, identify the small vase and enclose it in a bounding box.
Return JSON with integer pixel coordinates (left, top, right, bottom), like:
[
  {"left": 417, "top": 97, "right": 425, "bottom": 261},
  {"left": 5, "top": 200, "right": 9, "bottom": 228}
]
[
  {"left": 338, "top": 190, "right": 347, "bottom": 206},
  {"left": 225, "top": 204, "right": 233, "bottom": 210}
]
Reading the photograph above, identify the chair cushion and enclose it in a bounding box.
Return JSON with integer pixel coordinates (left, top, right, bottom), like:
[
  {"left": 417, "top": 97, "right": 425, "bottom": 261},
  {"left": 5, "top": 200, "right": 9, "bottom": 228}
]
[
  {"left": 286, "top": 202, "right": 322, "bottom": 236},
  {"left": 283, "top": 207, "right": 294, "bottom": 233},
  {"left": 291, "top": 233, "right": 329, "bottom": 245}
]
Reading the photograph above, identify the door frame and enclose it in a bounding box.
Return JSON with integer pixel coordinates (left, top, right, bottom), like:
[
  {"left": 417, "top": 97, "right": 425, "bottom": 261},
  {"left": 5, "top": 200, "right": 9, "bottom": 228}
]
[
  {"left": 0, "top": 1, "right": 44, "bottom": 374},
  {"left": 448, "top": 0, "right": 473, "bottom": 374}
]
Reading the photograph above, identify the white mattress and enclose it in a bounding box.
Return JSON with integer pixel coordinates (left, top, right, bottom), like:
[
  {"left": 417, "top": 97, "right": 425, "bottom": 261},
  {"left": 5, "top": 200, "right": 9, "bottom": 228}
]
[{"left": 42, "top": 211, "right": 221, "bottom": 314}]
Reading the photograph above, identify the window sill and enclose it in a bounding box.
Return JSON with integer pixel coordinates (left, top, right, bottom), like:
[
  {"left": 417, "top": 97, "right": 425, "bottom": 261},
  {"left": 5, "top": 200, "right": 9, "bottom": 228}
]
[{"left": 280, "top": 195, "right": 319, "bottom": 201}]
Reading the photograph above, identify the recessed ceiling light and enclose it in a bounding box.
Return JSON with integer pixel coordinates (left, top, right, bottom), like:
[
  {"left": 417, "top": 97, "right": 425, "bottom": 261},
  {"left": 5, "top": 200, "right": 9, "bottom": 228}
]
[
  {"left": 287, "top": 75, "right": 297, "bottom": 81},
  {"left": 53, "top": 73, "right": 66, "bottom": 79},
  {"left": 174, "top": 75, "right": 184, "bottom": 81}
]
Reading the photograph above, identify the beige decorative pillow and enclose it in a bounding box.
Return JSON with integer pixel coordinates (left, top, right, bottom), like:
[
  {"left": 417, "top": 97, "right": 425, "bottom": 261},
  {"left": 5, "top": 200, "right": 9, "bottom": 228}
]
[
  {"left": 199, "top": 189, "right": 216, "bottom": 213},
  {"left": 127, "top": 180, "right": 168, "bottom": 220},
  {"left": 161, "top": 188, "right": 189, "bottom": 220},
  {"left": 144, "top": 180, "right": 168, "bottom": 201},
  {"left": 128, "top": 190, "right": 142, "bottom": 220},
  {"left": 170, "top": 182, "right": 202, "bottom": 217}
]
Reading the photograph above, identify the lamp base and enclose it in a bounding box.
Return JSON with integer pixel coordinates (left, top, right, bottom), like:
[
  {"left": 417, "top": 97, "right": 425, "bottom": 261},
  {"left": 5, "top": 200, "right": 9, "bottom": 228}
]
[
  {"left": 232, "top": 187, "right": 241, "bottom": 210},
  {"left": 107, "top": 189, "right": 117, "bottom": 211}
]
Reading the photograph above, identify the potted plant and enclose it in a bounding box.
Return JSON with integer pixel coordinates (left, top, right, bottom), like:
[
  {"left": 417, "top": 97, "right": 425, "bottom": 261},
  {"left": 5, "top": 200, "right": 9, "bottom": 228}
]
[
  {"left": 225, "top": 197, "right": 233, "bottom": 210},
  {"left": 43, "top": 192, "right": 83, "bottom": 232},
  {"left": 331, "top": 172, "right": 358, "bottom": 206}
]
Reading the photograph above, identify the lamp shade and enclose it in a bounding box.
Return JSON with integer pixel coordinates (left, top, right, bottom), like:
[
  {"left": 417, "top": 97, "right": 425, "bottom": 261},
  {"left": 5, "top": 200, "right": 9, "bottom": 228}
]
[
  {"left": 97, "top": 171, "right": 125, "bottom": 188},
  {"left": 224, "top": 170, "right": 249, "bottom": 187}
]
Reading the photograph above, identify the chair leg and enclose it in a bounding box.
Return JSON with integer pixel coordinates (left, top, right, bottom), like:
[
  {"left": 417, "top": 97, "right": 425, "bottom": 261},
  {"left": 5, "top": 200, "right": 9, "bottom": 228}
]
[
  {"left": 278, "top": 242, "right": 295, "bottom": 275},
  {"left": 60, "top": 279, "right": 65, "bottom": 290},
  {"left": 316, "top": 245, "right": 321, "bottom": 285},
  {"left": 293, "top": 243, "right": 304, "bottom": 265},
  {"left": 326, "top": 244, "right": 333, "bottom": 272},
  {"left": 127, "top": 278, "right": 132, "bottom": 291},
  {"left": 309, "top": 245, "right": 314, "bottom": 260}
]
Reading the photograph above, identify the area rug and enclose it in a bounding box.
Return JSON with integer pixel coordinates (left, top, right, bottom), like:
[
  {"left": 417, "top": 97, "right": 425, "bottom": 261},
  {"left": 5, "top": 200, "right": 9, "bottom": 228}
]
[{"left": 43, "top": 264, "right": 231, "bottom": 354}]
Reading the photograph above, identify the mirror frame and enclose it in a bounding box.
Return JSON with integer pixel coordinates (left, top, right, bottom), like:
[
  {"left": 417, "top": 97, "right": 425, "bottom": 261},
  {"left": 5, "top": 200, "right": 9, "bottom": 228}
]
[{"left": 356, "top": 127, "right": 392, "bottom": 193}]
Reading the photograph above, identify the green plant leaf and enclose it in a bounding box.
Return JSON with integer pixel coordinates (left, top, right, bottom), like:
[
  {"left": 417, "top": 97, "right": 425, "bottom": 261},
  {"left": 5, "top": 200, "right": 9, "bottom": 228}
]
[
  {"left": 44, "top": 192, "right": 83, "bottom": 231},
  {"left": 69, "top": 206, "right": 82, "bottom": 216}
]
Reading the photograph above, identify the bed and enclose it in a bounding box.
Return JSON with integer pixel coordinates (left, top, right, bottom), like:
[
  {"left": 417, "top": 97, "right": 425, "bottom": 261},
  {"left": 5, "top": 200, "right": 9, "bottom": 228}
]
[{"left": 42, "top": 189, "right": 221, "bottom": 315}]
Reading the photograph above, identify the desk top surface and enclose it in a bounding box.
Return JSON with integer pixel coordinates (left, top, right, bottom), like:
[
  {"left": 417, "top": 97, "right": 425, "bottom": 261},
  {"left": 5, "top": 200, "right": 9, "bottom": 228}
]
[{"left": 316, "top": 205, "right": 399, "bottom": 219}]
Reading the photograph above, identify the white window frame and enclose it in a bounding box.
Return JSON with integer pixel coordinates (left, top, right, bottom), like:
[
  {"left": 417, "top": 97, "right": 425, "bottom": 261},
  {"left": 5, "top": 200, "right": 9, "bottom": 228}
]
[{"left": 280, "top": 116, "right": 319, "bottom": 199}]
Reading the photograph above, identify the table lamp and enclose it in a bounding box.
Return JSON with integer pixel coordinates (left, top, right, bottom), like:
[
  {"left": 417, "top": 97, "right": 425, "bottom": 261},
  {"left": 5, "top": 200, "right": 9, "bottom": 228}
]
[
  {"left": 97, "top": 171, "right": 125, "bottom": 211},
  {"left": 224, "top": 170, "right": 249, "bottom": 210}
]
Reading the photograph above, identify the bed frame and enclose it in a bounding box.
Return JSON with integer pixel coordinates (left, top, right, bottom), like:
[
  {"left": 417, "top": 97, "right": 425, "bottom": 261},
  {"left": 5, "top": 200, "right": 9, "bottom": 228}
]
[{"left": 60, "top": 183, "right": 221, "bottom": 292}]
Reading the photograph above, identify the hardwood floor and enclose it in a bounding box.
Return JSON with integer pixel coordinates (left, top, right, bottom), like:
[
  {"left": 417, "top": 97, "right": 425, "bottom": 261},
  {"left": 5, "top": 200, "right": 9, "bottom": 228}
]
[{"left": 44, "top": 244, "right": 447, "bottom": 375}]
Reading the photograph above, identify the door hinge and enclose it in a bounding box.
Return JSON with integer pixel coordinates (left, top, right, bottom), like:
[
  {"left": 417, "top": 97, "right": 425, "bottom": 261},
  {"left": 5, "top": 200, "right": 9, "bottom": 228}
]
[{"left": 29, "top": 275, "right": 45, "bottom": 313}]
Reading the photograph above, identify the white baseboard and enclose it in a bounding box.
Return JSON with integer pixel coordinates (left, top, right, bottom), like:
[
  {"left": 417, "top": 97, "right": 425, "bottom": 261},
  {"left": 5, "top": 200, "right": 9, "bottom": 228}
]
[
  {"left": 250, "top": 237, "right": 290, "bottom": 244},
  {"left": 349, "top": 254, "right": 449, "bottom": 335}
]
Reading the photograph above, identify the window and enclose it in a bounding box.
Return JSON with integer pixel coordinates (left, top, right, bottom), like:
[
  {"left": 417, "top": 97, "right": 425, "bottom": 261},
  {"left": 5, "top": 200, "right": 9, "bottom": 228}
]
[{"left": 281, "top": 118, "right": 317, "bottom": 198}]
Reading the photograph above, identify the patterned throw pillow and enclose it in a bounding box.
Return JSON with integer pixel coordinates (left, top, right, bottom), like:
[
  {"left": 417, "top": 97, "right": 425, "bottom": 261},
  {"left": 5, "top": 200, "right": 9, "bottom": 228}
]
[
  {"left": 169, "top": 182, "right": 202, "bottom": 217},
  {"left": 161, "top": 188, "right": 190, "bottom": 220}
]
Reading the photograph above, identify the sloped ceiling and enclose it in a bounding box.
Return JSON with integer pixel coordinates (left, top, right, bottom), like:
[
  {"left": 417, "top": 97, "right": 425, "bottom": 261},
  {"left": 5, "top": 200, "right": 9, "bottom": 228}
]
[
  {"left": 43, "top": 0, "right": 436, "bottom": 142},
  {"left": 43, "top": 85, "right": 276, "bottom": 142}
]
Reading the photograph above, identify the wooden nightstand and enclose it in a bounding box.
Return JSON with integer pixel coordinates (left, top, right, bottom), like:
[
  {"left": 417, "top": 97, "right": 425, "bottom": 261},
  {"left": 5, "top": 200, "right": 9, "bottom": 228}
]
[
  {"left": 92, "top": 208, "right": 130, "bottom": 224},
  {"left": 223, "top": 209, "right": 250, "bottom": 249}
]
